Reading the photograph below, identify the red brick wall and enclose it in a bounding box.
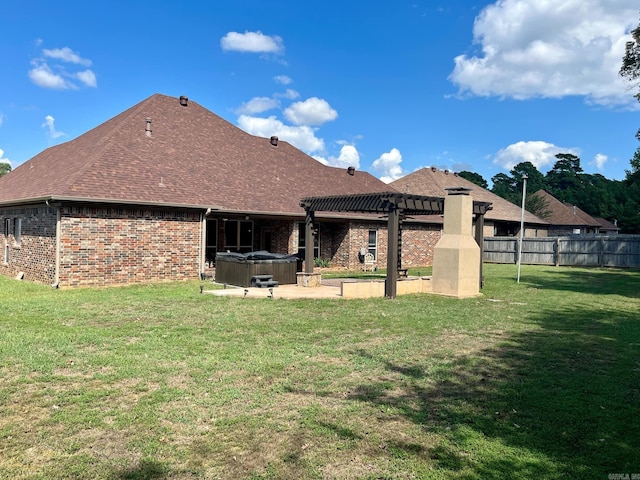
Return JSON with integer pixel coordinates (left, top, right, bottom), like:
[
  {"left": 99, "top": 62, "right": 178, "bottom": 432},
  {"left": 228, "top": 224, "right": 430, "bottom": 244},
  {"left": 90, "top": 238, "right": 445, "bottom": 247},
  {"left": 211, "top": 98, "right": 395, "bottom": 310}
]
[
  {"left": 59, "top": 206, "right": 201, "bottom": 287},
  {"left": 0, "top": 205, "right": 57, "bottom": 285},
  {"left": 320, "top": 220, "right": 441, "bottom": 270},
  {"left": 401, "top": 223, "right": 442, "bottom": 267},
  {"left": 1, "top": 204, "right": 446, "bottom": 286}
]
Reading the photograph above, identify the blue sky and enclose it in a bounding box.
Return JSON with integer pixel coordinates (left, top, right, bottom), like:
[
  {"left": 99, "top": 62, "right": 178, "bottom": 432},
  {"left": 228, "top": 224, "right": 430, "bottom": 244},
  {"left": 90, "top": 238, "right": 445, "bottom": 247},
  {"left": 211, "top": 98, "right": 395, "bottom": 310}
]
[{"left": 1, "top": 0, "right": 638, "bottom": 186}]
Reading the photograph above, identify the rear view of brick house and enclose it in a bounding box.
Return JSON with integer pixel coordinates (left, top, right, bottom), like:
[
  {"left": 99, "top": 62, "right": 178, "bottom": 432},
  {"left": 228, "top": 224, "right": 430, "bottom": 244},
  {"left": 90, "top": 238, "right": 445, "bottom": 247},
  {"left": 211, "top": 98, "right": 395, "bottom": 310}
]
[{"left": 0, "top": 94, "right": 444, "bottom": 287}]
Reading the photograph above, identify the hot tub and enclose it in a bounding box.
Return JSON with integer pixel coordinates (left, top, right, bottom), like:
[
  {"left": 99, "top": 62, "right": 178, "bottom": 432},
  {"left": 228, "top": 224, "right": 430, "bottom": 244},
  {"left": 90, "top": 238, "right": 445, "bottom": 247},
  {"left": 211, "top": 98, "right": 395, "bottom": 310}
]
[{"left": 215, "top": 251, "right": 298, "bottom": 287}]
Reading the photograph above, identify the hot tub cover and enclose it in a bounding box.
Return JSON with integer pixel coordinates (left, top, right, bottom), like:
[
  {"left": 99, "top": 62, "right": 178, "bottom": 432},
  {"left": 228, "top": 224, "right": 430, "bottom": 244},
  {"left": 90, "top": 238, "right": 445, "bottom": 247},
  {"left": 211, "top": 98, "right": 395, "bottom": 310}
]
[{"left": 216, "top": 251, "right": 298, "bottom": 263}]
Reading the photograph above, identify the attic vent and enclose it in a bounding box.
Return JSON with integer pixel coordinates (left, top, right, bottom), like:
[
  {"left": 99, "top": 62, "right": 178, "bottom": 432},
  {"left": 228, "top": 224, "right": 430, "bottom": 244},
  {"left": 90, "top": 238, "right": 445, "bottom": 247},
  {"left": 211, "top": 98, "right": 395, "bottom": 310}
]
[
  {"left": 431, "top": 166, "right": 437, "bottom": 172},
  {"left": 454, "top": 172, "right": 458, "bottom": 177},
  {"left": 444, "top": 169, "right": 449, "bottom": 175},
  {"left": 347, "top": 166, "right": 355, "bottom": 176},
  {"left": 270, "top": 136, "right": 278, "bottom": 146},
  {"left": 145, "top": 117, "right": 152, "bottom": 137},
  {"left": 179, "top": 96, "right": 188, "bottom": 106}
]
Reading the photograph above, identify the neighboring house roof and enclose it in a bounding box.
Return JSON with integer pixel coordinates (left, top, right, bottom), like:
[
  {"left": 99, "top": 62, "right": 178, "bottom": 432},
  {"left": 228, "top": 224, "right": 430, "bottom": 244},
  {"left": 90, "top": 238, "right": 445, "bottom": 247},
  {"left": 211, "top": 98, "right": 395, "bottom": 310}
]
[
  {"left": 529, "top": 190, "right": 601, "bottom": 228},
  {"left": 594, "top": 217, "right": 620, "bottom": 233},
  {"left": 0, "top": 94, "right": 393, "bottom": 215},
  {"left": 390, "top": 167, "right": 548, "bottom": 225}
]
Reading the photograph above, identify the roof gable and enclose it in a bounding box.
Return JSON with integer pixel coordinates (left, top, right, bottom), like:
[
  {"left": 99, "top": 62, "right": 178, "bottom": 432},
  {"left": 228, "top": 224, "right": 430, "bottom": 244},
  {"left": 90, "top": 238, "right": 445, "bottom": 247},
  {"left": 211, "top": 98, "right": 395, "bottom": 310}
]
[
  {"left": 529, "top": 190, "right": 601, "bottom": 227},
  {"left": 0, "top": 94, "right": 392, "bottom": 213},
  {"left": 391, "top": 167, "right": 548, "bottom": 225}
]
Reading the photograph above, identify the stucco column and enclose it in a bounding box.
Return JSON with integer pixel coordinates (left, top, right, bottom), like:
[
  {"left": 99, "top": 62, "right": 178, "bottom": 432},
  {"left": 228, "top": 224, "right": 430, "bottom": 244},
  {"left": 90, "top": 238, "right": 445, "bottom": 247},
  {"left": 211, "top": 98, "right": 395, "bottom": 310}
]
[{"left": 432, "top": 189, "right": 481, "bottom": 297}]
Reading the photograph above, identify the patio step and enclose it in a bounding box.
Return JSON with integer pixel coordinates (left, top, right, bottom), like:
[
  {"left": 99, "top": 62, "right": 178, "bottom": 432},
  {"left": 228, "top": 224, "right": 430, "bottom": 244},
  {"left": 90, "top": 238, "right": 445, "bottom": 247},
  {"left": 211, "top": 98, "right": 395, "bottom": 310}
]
[{"left": 251, "top": 275, "right": 279, "bottom": 288}]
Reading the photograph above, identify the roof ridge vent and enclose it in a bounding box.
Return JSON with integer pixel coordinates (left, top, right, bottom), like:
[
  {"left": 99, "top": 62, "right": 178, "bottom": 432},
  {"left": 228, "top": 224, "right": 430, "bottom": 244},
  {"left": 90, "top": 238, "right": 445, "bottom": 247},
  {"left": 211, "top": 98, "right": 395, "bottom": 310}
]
[
  {"left": 270, "top": 136, "right": 278, "bottom": 146},
  {"left": 179, "top": 96, "right": 188, "bottom": 106},
  {"left": 145, "top": 117, "right": 152, "bottom": 137},
  {"left": 431, "top": 166, "right": 437, "bottom": 172},
  {"left": 347, "top": 166, "right": 355, "bottom": 176}
]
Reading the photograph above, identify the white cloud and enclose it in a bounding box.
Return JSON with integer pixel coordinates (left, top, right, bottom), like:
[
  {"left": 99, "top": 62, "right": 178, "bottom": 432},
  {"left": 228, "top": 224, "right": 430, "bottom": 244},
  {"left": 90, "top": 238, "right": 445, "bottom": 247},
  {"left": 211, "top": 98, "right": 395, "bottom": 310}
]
[
  {"left": 274, "top": 75, "right": 292, "bottom": 85},
  {"left": 42, "top": 115, "right": 65, "bottom": 139},
  {"left": 450, "top": 0, "right": 638, "bottom": 106},
  {"left": 75, "top": 69, "right": 97, "bottom": 88},
  {"left": 283, "top": 97, "right": 338, "bottom": 126},
  {"left": 220, "top": 31, "right": 284, "bottom": 54},
  {"left": 29, "top": 62, "right": 73, "bottom": 89},
  {"left": 29, "top": 45, "right": 97, "bottom": 90},
  {"left": 372, "top": 148, "right": 404, "bottom": 183},
  {"left": 0, "top": 113, "right": 4, "bottom": 127},
  {"left": 493, "top": 141, "right": 577, "bottom": 170},
  {"left": 313, "top": 145, "right": 360, "bottom": 169},
  {"left": 236, "top": 96, "right": 280, "bottom": 115},
  {"left": 274, "top": 89, "right": 299, "bottom": 100},
  {"left": 237, "top": 114, "right": 324, "bottom": 153},
  {"left": 0, "top": 149, "right": 11, "bottom": 167},
  {"left": 592, "top": 153, "right": 608, "bottom": 170},
  {"left": 43, "top": 47, "right": 92, "bottom": 66}
]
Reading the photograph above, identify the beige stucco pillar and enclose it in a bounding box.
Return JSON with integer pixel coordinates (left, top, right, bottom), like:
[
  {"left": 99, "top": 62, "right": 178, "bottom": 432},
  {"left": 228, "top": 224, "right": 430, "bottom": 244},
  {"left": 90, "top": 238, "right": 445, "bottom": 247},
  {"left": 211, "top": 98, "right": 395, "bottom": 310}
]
[{"left": 432, "top": 190, "right": 481, "bottom": 298}]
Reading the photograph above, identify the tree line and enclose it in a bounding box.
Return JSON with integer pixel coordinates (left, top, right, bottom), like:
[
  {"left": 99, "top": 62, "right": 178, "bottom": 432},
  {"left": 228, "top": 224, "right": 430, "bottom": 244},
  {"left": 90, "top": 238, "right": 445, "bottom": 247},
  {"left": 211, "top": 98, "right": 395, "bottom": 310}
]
[{"left": 459, "top": 154, "right": 639, "bottom": 233}]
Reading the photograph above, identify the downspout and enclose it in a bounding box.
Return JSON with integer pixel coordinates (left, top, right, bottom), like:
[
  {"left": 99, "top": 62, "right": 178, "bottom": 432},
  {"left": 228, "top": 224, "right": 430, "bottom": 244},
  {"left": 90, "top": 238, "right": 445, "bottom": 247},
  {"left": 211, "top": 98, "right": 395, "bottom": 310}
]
[
  {"left": 49, "top": 201, "right": 61, "bottom": 288},
  {"left": 199, "top": 211, "right": 206, "bottom": 279}
]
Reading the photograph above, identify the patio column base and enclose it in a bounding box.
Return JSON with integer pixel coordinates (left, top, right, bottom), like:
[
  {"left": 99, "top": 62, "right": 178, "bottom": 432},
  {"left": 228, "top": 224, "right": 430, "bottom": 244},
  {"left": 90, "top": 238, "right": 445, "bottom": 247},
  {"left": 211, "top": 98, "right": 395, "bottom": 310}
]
[{"left": 297, "top": 272, "right": 322, "bottom": 287}]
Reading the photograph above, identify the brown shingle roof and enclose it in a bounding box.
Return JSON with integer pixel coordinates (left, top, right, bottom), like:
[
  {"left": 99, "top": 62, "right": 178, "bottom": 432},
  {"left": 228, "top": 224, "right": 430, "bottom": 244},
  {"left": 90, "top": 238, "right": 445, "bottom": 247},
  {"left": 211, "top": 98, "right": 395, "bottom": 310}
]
[
  {"left": 529, "top": 190, "right": 601, "bottom": 227},
  {"left": 593, "top": 217, "right": 619, "bottom": 232},
  {"left": 390, "top": 167, "right": 548, "bottom": 225},
  {"left": 0, "top": 94, "right": 393, "bottom": 214}
]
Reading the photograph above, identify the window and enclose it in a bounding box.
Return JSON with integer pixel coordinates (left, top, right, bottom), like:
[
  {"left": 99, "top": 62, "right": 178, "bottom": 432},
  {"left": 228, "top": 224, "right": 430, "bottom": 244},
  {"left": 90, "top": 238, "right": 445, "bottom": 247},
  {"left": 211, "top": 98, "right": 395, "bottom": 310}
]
[
  {"left": 224, "top": 219, "right": 253, "bottom": 253},
  {"left": 368, "top": 230, "right": 378, "bottom": 260},
  {"left": 298, "top": 223, "right": 320, "bottom": 259},
  {"left": 13, "top": 218, "right": 21, "bottom": 245},
  {"left": 3, "top": 219, "right": 9, "bottom": 236},
  {"left": 205, "top": 219, "right": 218, "bottom": 265}
]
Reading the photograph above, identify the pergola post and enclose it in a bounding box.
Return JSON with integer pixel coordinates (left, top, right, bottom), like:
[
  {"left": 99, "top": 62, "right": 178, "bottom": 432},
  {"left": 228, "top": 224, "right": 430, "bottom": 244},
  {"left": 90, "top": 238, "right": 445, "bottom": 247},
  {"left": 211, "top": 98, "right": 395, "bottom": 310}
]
[
  {"left": 386, "top": 204, "right": 399, "bottom": 298},
  {"left": 305, "top": 209, "right": 314, "bottom": 274}
]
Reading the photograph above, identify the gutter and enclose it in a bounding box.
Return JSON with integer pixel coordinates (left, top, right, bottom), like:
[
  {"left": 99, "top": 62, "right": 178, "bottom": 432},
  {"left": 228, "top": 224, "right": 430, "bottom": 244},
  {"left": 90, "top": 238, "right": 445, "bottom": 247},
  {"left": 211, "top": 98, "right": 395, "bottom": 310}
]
[{"left": 0, "top": 195, "right": 223, "bottom": 211}]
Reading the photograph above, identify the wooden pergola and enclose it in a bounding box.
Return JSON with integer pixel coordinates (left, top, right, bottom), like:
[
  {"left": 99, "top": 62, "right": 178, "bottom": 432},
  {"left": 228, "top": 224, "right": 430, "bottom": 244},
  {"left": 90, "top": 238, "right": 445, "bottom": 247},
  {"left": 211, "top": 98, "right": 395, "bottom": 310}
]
[{"left": 300, "top": 191, "right": 492, "bottom": 298}]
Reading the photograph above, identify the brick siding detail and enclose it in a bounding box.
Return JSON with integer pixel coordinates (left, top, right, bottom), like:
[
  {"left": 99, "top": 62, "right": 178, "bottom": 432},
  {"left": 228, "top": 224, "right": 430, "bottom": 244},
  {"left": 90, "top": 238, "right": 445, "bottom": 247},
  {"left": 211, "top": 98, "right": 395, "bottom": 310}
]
[
  {"left": 401, "top": 223, "right": 442, "bottom": 268},
  {"left": 0, "top": 205, "right": 57, "bottom": 285},
  {"left": 59, "top": 207, "right": 201, "bottom": 287},
  {"left": 279, "top": 220, "right": 444, "bottom": 271}
]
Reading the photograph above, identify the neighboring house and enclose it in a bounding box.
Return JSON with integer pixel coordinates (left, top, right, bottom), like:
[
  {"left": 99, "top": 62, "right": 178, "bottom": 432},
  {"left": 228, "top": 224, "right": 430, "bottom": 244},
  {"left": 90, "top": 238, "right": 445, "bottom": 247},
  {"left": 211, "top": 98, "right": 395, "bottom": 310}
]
[
  {"left": 0, "top": 94, "right": 444, "bottom": 287},
  {"left": 594, "top": 217, "right": 620, "bottom": 234},
  {"left": 529, "top": 190, "right": 601, "bottom": 235},
  {"left": 391, "top": 167, "right": 549, "bottom": 237}
]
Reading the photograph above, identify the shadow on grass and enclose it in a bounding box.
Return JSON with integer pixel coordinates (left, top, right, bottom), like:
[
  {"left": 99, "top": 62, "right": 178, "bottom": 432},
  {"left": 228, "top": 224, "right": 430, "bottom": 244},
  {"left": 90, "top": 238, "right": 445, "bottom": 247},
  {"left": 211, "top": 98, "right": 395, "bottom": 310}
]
[
  {"left": 520, "top": 267, "right": 640, "bottom": 298},
  {"left": 117, "top": 459, "right": 169, "bottom": 480},
  {"left": 288, "top": 264, "right": 640, "bottom": 479},
  {"left": 344, "top": 301, "right": 640, "bottom": 478}
]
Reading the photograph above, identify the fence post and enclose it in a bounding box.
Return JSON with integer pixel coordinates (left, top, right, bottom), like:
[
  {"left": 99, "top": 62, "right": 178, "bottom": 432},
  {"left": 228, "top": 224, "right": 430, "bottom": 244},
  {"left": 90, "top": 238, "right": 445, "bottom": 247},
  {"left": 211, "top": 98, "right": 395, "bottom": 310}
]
[
  {"left": 554, "top": 238, "right": 560, "bottom": 266},
  {"left": 599, "top": 236, "right": 605, "bottom": 268}
]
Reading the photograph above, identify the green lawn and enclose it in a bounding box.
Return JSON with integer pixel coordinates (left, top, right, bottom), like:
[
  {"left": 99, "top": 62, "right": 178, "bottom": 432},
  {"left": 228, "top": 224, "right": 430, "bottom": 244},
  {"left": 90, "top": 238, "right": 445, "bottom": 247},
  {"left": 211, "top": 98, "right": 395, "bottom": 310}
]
[{"left": 1, "top": 264, "right": 639, "bottom": 479}]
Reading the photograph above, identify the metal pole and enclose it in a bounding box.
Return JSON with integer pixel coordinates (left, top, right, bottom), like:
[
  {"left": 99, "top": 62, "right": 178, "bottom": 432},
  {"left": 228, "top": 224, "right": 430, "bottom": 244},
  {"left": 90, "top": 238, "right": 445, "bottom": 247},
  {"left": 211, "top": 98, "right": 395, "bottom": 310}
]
[{"left": 517, "top": 175, "right": 528, "bottom": 283}]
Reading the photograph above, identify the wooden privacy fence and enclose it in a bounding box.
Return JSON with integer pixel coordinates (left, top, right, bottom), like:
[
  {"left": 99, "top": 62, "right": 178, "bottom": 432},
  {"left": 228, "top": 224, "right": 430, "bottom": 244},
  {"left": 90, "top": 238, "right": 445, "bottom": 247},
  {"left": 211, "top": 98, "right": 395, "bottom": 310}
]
[{"left": 484, "top": 235, "right": 640, "bottom": 268}]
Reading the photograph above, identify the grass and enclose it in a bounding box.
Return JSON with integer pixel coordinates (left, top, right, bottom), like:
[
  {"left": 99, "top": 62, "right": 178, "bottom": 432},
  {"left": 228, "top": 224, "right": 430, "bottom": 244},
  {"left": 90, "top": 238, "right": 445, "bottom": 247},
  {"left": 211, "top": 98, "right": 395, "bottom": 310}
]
[{"left": 0, "top": 264, "right": 639, "bottom": 479}]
